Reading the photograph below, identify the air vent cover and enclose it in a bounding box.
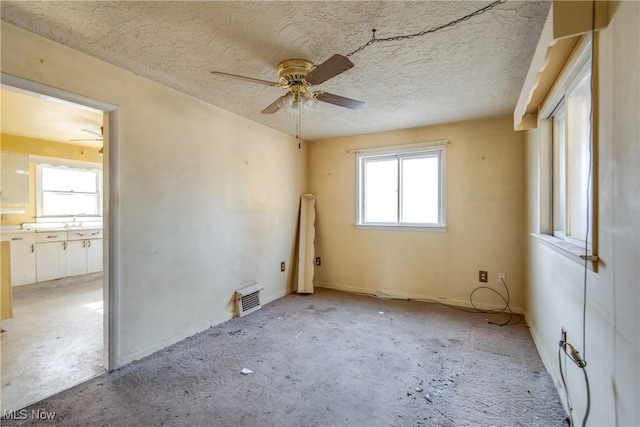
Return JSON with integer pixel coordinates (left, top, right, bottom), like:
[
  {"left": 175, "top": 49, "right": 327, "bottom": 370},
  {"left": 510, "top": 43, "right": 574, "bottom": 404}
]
[{"left": 235, "top": 284, "right": 264, "bottom": 317}]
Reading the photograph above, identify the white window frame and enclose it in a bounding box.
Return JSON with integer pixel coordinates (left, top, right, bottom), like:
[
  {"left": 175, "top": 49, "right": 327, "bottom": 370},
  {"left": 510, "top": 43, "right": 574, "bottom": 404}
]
[
  {"left": 35, "top": 157, "right": 103, "bottom": 221},
  {"left": 536, "top": 35, "right": 595, "bottom": 266},
  {"left": 355, "top": 141, "right": 447, "bottom": 231}
]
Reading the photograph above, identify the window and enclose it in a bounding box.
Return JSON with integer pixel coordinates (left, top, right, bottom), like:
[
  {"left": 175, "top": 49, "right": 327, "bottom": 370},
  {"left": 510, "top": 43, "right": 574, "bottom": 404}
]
[
  {"left": 539, "top": 36, "right": 594, "bottom": 256},
  {"left": 37, "top": 164, "right": 102, "bottom": 217},
  {"left": 551, "top": 63, "right": 592, "bottom": 247},
  {"left": 356, "top": 143, "right": 446, "bottom": 229}
]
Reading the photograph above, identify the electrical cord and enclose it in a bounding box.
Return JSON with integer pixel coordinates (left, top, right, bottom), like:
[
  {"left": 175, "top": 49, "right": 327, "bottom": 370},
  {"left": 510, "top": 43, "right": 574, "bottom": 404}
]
[
  {"left": 558, "top": 5, "right": 596, "bottom": 426},
  {"left": 559, "top": 338, "right": 590, "bottom": 427},
  {"left": 345, "top": 0, "right": 507, "bottom": 58},
  {"left": 382, "top": 277, "right": 521, "bottom": 326},
  {"left": 559, "top": 343, "right": 575, "bottom": 427},
  {"left": 314, "top": 266, "right": 522, "bottom": 327},
  {"left": 468, "top": 277, "right": 520, "bottom": 326}
]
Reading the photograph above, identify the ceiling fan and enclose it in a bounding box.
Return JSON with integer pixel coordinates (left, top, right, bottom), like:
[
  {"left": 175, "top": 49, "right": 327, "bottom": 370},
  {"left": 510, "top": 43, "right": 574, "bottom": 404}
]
[
  {"left": 70, "top": 127, "right": 104, "bottom": 155},
  {"left": 210, "top": 54, "right": 364, "bottom": 114},
  {"left": 70, "top": 128, "right": 103, "bottom": 142}
]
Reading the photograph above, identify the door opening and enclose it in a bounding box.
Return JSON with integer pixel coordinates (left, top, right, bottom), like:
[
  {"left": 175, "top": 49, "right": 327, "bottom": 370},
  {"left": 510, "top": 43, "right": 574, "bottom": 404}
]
[{"left": 0, "top": 75, "right": 117, "bottom": 412}]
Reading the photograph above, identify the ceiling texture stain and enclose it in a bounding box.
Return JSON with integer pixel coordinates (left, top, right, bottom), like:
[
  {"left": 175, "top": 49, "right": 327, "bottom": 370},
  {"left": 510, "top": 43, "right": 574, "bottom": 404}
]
[{"left": 1, "top": 1, "right": 550, "bottom": 141}]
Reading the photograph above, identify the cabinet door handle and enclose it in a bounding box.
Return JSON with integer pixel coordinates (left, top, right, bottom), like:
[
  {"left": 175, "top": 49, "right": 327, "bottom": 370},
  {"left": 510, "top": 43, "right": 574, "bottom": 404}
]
[
  {"left": 63, "top": 242, "right": 67, "bottom": 250},
  {"left": 88, "top": 240, "right": 91, "bottom": 248},
  {"left": 31, "top": 244, "right": 35, "bottom": 253},
  {"left": 11, "top": 237, "right": 24, "bottom": 241},
  {"left": 47, "top": 235, "right": 58, "bottom": 239},
  {"left": 83, "top": 240, "right": 86, "bottom": 248}
]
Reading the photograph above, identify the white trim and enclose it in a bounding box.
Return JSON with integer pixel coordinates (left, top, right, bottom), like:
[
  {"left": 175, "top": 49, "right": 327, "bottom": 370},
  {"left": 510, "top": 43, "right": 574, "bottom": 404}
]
[
  {"left": 36, "top": 163, "right": 103, "bottom": 218},
  {"left": 1, "top": 73, "right": 120, "bottom": 371},
  {"left": 531, "top": 233, "right": 595, "bottom": 271},
  {"left": 349, "top": 139, "right": 449, "bottom": 155},
  {"left": 356, "top": 143, "right": 446, "bottom": 228},
  {"left": 314, "top": 281, "right": 524, "bottom": 314},
  {"left": 523, "top": 310, "right": 570, "bottom": 414},
  {"left": 1, "top": 73, "right": 117, "bottom": 113},
  {"left": 355, "top": 224, "right": 446, "bottom": 232},
  {"left": 539, "top": 35, "right": 592, "bottom": 118},
  {"left": 536, "top": 35, "right": 594, "bottom": 258},
  {"left": 118, "top": 287, "right": 288, "bottom": 366},
  {"left": 119, "top": 312, "right": 234, "bottom": 366},
  {"left": 30, "top": 155, "right": 102, "bottom": 170}
]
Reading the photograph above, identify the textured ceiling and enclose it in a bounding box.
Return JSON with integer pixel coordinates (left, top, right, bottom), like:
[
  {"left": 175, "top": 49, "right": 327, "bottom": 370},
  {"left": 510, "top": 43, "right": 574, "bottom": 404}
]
[
  {"left": 1, "top": 88, "right": 104, "bottom": 148},
  {"left": 1, "top": 1, "right": 550, "bottom": 141}
]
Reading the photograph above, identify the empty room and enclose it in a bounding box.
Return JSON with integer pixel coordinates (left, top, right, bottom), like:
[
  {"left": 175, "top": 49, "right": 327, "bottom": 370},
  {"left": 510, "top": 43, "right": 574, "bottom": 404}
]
[{"left": 0, "top": 1, "right": 638, "bottom": 426}]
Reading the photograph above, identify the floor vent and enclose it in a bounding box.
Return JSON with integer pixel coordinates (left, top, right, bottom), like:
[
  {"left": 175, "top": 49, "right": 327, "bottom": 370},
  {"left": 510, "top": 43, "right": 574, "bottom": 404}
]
[{"left": 235, "top": 284, "right": 264, "bottom": 317}]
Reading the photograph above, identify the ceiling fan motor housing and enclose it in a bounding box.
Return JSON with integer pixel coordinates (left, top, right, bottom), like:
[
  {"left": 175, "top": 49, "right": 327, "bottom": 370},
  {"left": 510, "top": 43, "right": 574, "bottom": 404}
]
[{"left": 277, "top": 59, "right": 316, "bottom": 88}]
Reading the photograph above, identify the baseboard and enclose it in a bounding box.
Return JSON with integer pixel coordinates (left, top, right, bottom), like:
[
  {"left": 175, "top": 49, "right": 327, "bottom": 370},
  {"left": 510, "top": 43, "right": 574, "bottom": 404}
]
[
  {"left": 117, "top": 286, "right": 289, "bottom": 368},
  {"left": 13, "top": 273, "right": 103, "bottom": 294},
  {"left": 314, "top": 280, "right": 524, "bottom": 313},
  {"left": 523, "top": 311, "right": 568, "bottom": 412},
  {"left": 262, "top": 288, "right": 288, "bottom": 306},
  {"left": 118, "top": 311, "right": 234, "bottom": 367}
]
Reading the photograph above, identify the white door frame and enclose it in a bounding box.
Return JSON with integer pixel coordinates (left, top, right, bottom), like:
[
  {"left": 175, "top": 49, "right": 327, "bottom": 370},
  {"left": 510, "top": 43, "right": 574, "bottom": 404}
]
[{"left": 1, "top": 72, "right": 120, "bottom": 370}]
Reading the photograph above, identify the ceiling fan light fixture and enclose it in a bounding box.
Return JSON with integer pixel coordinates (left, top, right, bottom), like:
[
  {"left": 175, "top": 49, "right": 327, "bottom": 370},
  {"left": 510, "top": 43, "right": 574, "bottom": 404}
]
[
  {"left": 276, "top": 92, "right": 294, "bottom": 111},
  {"left": 300, "top": 93, "right": 317, "bottom": 112}
]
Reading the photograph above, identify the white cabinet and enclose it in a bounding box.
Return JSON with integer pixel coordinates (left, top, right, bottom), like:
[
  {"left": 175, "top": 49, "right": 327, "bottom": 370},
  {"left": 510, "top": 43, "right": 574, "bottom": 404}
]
[
  {"left": 86, "top": 238, "right": 103, "bottom": 274},
  {"left": 35, "top": 232, "right": 68, "bottom": 282},
  {"left": 2, "top": 232, "right": 36, "bottom": 286},
  {"left": 4, "top": 229, "right": 103, "bottom": 285},
  {"left": 67, "top": 229, "right": 103, "bottom": 275},
  {"left": 0, "top": 153, "right": 30, "bottom": 204},
  {"left": 66, "top": 240, "right": 88, "bottom": 277}
]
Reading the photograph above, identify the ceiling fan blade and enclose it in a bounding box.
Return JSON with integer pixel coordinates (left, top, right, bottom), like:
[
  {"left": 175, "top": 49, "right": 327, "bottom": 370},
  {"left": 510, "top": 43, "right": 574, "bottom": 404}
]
[
  {"left": 316, "top": 92, "right": 364, "bottom": 110},
  {"left": 261, "top": 98, "right": 281, "bottom": 114},
  {"left": 305, "top": 54, "right": 354, "bottom": 85},
  {"left": 210, "top": 71, "right": 279, "bottom": 87},
  {"left": 81, "top": 129, "right": 103, "bottom": 137}
]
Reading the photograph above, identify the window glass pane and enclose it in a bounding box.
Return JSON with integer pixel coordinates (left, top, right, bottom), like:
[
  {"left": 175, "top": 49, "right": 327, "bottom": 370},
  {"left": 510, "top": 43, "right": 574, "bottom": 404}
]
[
  {"left": 401, "top": 156, "right": 439, "bottom": 223},
  {"left": 42, "top": 192, "right": 99, "bottom": 216},
  {"left": 364, "top": 158, "right": 398, "bottom": 223},
  {"left": 553, "top": 109, "right": 567, "bottom": 236},
  {"left": 41, "top": 167, "right": 97, "bottom": 192},
  {"left": 567, "top": 72, "right": 592, "bottom": 242}
]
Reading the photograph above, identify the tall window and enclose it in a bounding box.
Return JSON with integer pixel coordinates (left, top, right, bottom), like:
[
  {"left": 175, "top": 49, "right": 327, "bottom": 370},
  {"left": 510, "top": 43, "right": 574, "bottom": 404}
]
[
  {"left": 37, "top": 164, "right": 102, "bottom": 217},
  {"left": 356, "top": 143, "right": 445, "bottom": 228},
  {"left": 550, "top": 61, "right": 592, "bottom": 249}
]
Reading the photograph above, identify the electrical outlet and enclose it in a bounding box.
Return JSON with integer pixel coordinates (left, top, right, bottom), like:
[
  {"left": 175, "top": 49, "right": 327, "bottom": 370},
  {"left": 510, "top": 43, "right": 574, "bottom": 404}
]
[
  {"left": 280, "top": 261, "right": 285, "bottom": 272},
  {"left": 315, "top": 257, "right": 321, "bottom": 266},
  {"left": 498, "top": 273, "right": 506, "bottom": 283},
  {"left": 561, "top": 328, "right": 567, "bottom": 343},
  {"left": 479, "top": 270, "right": 488, "bottom": 283}
]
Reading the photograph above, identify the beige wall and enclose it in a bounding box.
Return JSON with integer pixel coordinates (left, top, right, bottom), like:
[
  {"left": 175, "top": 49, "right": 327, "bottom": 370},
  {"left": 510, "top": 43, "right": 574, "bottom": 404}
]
[
  {"left": 1, "top": 23, "right": 306, "bottom": 366},
  {"left": 524, "top": 2, "right": 639, "bottom": 425},
  {"left": 1, "top": 134, "right": 103, "bottom": 226},
  {"left": 308, "top": 116, "right": 526, "bottom": 310}
]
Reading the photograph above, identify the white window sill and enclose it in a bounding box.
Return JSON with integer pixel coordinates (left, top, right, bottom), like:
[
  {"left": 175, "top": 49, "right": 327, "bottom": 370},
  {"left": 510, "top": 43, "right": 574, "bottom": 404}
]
[
  {"left": 355, "top": 224, "right": 446, "bottom": 232},
  {"left": 531, "top": 233, "right": 597, "bottom": 272}
]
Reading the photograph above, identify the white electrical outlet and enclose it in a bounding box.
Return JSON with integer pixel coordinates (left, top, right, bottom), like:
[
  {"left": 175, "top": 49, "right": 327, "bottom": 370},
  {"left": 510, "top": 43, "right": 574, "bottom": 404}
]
[{"left": 498, "top": 273, "right": 506, "bottom": 283}]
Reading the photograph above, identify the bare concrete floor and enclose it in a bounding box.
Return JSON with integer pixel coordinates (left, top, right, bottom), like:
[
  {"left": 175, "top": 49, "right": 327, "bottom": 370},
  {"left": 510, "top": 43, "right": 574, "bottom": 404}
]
[
  {"left": 5, "top": 288, "right": 565, "bottom": 426},
  {"left": 1, "top": 279, "right": 104, "bottom": 413}
]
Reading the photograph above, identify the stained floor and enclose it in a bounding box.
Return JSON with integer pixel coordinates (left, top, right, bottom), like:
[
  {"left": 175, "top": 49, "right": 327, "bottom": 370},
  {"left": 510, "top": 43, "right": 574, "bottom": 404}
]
[
  {"left": 1, "top": 279, "right": 104, "bottom": 413},
  {"left": 4, "top": 288, "right": 565, "bottom": 426}
]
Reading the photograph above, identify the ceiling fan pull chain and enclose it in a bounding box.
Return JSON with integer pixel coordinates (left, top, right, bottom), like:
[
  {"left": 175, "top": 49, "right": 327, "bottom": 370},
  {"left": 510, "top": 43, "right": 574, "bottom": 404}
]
[{"left": 296, "top": 101, "right": 301, "bottom": 140}]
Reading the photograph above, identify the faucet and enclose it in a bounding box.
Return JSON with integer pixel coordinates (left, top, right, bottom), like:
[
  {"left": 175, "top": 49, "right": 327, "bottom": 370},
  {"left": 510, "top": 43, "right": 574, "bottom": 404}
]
[{"left": 69, "top": 213, "right": 85, "bottom": 228}]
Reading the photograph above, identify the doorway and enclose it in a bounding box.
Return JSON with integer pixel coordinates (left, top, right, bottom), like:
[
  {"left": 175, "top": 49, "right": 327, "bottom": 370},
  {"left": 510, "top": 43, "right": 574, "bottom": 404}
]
[{"left": 0, "top": 75, "right": 117, "bottom": 412}]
